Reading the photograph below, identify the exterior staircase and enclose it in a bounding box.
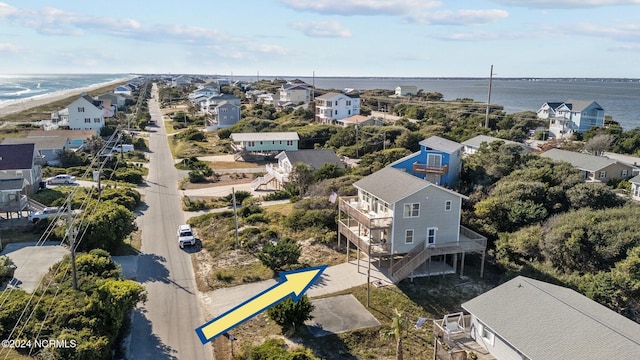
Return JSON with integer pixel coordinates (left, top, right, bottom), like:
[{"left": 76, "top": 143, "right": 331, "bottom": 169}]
[
  {"left": 28, "top": 198, "right": 47, "bottom": 212},
  {"left": 389, "top": 240, "right": 468, "bottom": 283},
  {"left": 251, "top": 173, "right": 275, "bottom": 191}
]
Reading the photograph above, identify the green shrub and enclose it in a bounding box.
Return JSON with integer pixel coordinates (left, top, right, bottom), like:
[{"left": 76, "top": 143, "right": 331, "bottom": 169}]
[
  {"left": 245, "top": 213, "right": 268, "bottom": 224},
  {"left": 267, "top": 295, "right": 314, "bottom": 334},
  {"left": 256, "top": 238, "right": 301, "bottom": 272}
]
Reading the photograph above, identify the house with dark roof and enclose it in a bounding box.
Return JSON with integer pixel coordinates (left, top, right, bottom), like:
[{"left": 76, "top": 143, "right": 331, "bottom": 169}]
[
  {"left": 434, "top": 276, "right": 640, "bottom": 360},
  {"left": 1, "top": 135, "right": 71, "bottom": 166},
  {"left": 390, "top": 136, "right": 463, "bottom": 186},
  {"left": 537, "top": 100, "right": 605, "bottom": 138},
  {"left": 315, "top": 92, "right": 361, "bottom": 124},
  {"left": 206, "top": 101, "right": 241, "bottom": 131},
  {"left": 66, "top": 93, "right": 105, "bottom": 131},
  {"left": 0, "top": 144, "right": 43, "bottom": 214},
  {"left": 252, "top": 149, "right": 343, "bottom": 190},
  {"left": 337, "top": 167, "right": 487, "bottom": 283},
  {"left": 541, "top": 148, "right": 634, "bottom": 183}
]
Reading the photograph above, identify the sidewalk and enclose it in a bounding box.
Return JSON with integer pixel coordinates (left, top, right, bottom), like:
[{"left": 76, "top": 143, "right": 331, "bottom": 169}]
[{"left": 200, "top": 260, "right": 393, "bottom": 318}]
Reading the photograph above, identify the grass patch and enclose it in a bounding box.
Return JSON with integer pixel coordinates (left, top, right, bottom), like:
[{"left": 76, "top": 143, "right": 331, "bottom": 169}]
[
  {"left": 205, "top": 261, "right": 274, "bottom": 289},
  {"left": 0, "top": 227, "right": 43, "bottom": 247},
  {"left": 263, "top": 202, "right": 294, "bottom": 217},
  {"left": 209, "top": 161, "right": 263, "bottom": 170}
]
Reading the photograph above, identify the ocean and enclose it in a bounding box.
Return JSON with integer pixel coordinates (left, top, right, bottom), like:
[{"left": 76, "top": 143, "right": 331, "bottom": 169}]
[
  {"left": 2, "top": 74, "right": 640, "bottom": 130},
  {"left": 0, "top": 73, "right": 131, "bottom": 104}
]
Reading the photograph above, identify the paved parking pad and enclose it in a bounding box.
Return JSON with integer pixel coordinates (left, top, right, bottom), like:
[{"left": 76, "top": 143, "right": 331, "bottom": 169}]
[
  {"left": 306, "top": 294, "right": 381, "bottom": 337},
  {"left": 0, "top": 242, "right": 68, "bottom": 293},
  {"left": 112, "top": 255, "right": 138, "bottom": 280}
]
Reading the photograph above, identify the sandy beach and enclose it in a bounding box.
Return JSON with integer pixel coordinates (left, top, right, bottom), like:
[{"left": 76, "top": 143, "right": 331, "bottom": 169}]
[{"left": 0, "top": 77, "right": 133, "bottom": 118}]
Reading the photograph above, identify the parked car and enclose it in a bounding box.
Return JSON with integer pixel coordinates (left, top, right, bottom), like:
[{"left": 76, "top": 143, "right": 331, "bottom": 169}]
[
  {"left": 177, "top": 224, "right": 196, "bottom": 248},
  {"left": 45, "top": 174, "right": 76, "bottom": 185},
  {"left": 28, "top": 207, "right": 66, "bottom": 223},
  {"left": 111, "top": 144, "right": 135, "bottom": 153}
]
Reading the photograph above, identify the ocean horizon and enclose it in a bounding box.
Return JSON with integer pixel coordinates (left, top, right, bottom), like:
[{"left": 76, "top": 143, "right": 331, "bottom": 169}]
[{"left": 2, "top": 74, "right": 639, "bottom": 131}]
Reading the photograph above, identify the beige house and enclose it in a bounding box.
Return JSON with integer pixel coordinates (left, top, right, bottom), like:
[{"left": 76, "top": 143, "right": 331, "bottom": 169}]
[{"left": 541, "top": 148, "right": 635, "bottom": 183}]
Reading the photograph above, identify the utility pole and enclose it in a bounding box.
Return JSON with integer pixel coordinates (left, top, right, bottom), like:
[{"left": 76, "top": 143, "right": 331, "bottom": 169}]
[
  {"left": 311, "top": 71, "right": 315, "bottom": 101},
  {"left": 485, "top": 64, "right": 494, "bottom": 128},
  {"left": 232, "top": 187, "right": 239, "bottom": 249},
  {"left": 355, "top": 125, "right": 359, "bottom": 158},
  {"left": 67, "top": 201, "right": 78, "bottom": 290}
]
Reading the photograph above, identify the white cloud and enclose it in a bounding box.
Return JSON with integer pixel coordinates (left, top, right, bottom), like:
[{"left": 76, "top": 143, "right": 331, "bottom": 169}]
[
  {"left": 490, "top": 0, "right": 640, "bottom": 8},
  {"left": 0, "top": 42, "right": 18, "bottom": 53},
  {"left": 410, "top": 9, "right": 508, "bottom": 25},
  {"left": 290, "top": 20, "right": 352, "bottom": 37},
  {"left": 280, "top": 0, "right": 442, "bottom": 16},
  {"left": 554, "top": 22, "right": 640, "bottom": 42},
  {"left": 281, "top": 0, "right": 508, "bottom": 25}
]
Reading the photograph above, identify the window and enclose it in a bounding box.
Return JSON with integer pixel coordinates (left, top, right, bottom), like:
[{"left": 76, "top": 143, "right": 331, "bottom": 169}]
[
  {"left": 622, "top": 169, "right": 628, "bottom": 177},
  {"left": 334, "top": 101, "right": 338, "bottom": 106},
  {"left": 427, "top": 227, "right": 437, "bottom": 244},
  {"left": 599, "top": 171, "right": 607, "bottom": 179},
  {"left": 78, "top": 107, "right": 84, "bottom": 112},
  {"left": 286, "top": 140, "right": 294, "bottom": 146},
  {"left": 405, "top": 229, "right": 414, "bottom": 244},
  {"left": 93, "top": 118, "right": 100, "bottom": 123},
  {"left": 248, "top": 141, "right": 255, "bottom": 147},
  {"left": 259, "top": 141, "right": 263, "bottom": 145},
  {"left": 445, "top": 200, "right": 452, "bottom": 211},
  {"left": 334, "top": 110, "right": 338, "bottom": 115},
  {"left": 84, "top": 118, "right": 91, "bottom": 123},
  {"left": 403, "top": 203, "right": 419, "bottom": 218},
  {"left": 481, "top": 325, "right": 495, "bottom": 346},
  {"left": 346, "top": 100, "right": 351, "bottom": 106}
]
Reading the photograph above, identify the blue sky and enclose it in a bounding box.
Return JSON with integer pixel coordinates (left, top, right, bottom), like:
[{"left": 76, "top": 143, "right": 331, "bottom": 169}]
[{"left": 0, "top": 0, "right": 639, "bottom": 77}]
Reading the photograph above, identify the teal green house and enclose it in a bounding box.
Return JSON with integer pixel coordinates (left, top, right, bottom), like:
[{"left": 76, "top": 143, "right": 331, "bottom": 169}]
[{"left": 231, "top": 132, "right": 299, "bottom": 159}]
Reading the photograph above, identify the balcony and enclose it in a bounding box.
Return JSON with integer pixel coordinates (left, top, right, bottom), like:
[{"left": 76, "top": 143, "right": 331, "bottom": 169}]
[
  {"left": 0, "top": 195, "right": 28, "bottom": 213},
  {"left": 338, "top": 196, "right": 393, "bottom": 229},
  {"left": 413, "top": 162, "right": 449, "bottom": 175},
  {"left": 433, "top": 314, "right": 496, "bottom": 360}
]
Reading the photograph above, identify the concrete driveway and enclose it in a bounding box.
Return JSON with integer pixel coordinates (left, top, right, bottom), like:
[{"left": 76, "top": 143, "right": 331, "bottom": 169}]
[{"left": 0, "top": 241, "right": 68, "bottom": 292}]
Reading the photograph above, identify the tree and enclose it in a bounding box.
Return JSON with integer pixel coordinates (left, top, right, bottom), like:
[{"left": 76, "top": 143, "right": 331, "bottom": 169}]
[
  {"left": 584, "top": 134, "right": 614, "bottom": 156},
  {"left": 267, "top": 295, "right": 314, "bottom": 334},
  {"left": 566, "top": 182, "right": 623, "bottom": 210},
  {"left": 382, "top": 309, "right": 406, "bottom": 360},
  {"left": 257, "top": 238, "right": 301, "bottom": 272},
  {"left": 77, "top": 201, "right": 136, "bottom": 253},
  {"left": 290, "top": 162, "right": 315, "bottom": 196}
]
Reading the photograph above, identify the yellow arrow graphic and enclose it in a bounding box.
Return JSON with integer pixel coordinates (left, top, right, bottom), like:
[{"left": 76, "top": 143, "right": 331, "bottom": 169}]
[{"left": 196, "top": 265, "right": 326, "bottom": 344}]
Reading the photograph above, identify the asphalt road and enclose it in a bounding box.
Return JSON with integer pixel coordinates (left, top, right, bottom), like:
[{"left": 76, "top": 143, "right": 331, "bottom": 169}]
[{"left": 128, "top": 84, "right": 213, "bottom": 359}]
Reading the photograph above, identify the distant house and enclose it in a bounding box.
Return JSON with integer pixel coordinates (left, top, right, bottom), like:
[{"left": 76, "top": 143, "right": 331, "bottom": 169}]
[
  {"left": 629, "top": 175, "right": 640, "bottom": 201},
  {"left": 338, "top": 167, "right": 487, "bottom": 283},
  {"left": 461, "top": 135, "right": 534, "bottom": 155},
  {"left": 0, "top": 144, "right": 43, "bottom": 196},
  {"left": 206, "top": 101, "right": 241, "bottom": 131},
  {"left": 113, "top": 85, "right": 132, "bottom": 96},
  {"left": 1, "top": 135, "right": 71, "bottom": 166},
  {"left": 230, "top": 132, "right": 299, "bottom": 160},
  {"left": 98, "top": 93, "right": 127, "bottom": 109},
  {"left": 391, "top": 136, "right": 463, "bottom": 186},
  {"left": 336, "top": 115, "right": 384, "bottom": 127},
  {"left": 541, "top": 148, "right": 634, "bottom": 183},
  {"left": 278, "top": 82, "right": 310, "bottom": 105},
  {"left": 438, "top": 276, "right": 640, "bottom": 360},
  {"left": 66, "top": 94, "right": 105, "bottom": 131},
  {"left": 394, "top": 85, "right": 418, "bottom": 97},
  {"left": 315, "top": 92, "right": 361, "bottom": 124},
  {"left": 253, "top": 149, "right": 343, "bottom": 190},
  {"left": 189, "top": 87, "right": 219, "bottom": 101},
  {"left": 203, "top": 94, "right": 241, "bottom": 114},
  {"left": 537, "top": 100, "right": 605, "bottom": 138}
]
